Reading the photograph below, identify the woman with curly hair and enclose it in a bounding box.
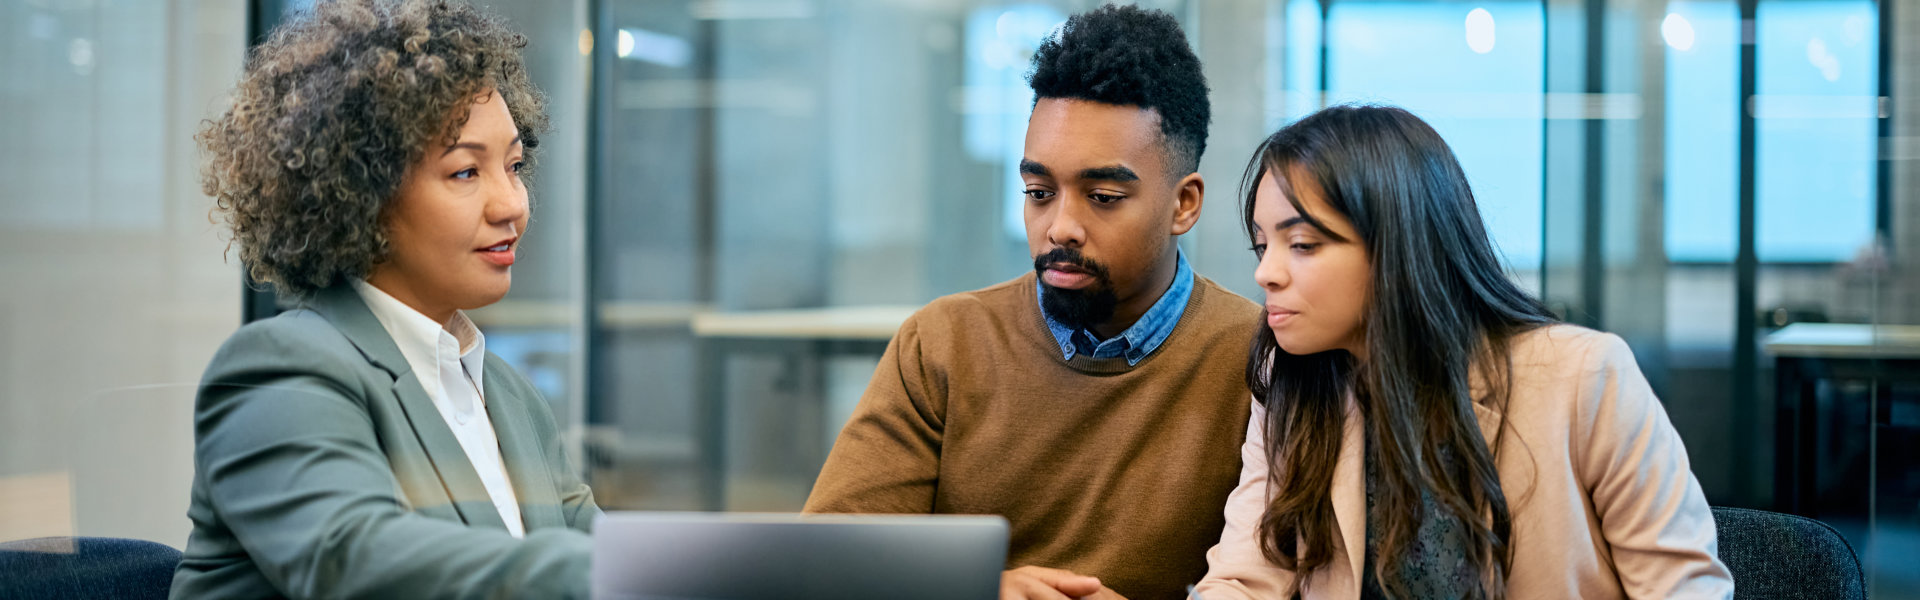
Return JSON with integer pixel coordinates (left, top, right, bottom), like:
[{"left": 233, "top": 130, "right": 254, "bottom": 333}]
[{"left": 170, "top": 1, "right": 598, "bottom": 597}]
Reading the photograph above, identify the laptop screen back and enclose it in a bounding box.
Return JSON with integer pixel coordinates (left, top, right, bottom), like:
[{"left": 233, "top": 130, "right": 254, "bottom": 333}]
[{"left": 591, "top": 512, "right": 1009, "bottom": 600}]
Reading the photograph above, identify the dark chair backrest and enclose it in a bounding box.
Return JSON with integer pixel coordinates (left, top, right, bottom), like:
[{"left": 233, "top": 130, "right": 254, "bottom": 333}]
[
  {"left": 0, "top": 536, "right": 181, "bottom": 600},
  {"left": 1714, "top": 507, "right": 1866, "bottom": 600}
]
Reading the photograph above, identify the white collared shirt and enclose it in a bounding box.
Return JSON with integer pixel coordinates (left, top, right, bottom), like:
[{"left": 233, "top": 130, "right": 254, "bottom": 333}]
[{"left": 351, "top": 280, "right": 525, "bottom": 538}]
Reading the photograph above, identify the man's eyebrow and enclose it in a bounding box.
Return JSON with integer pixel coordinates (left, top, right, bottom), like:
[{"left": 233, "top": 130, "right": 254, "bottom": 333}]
[
  {"left": 1076, "top": 165, "right": 1139, "bottom": 183},
  {"left": 440, "top": 134, "right": 523, "bottom": 158},
  {"left": 1019, "top": 159, "right": 1050, "bottom": 177}
]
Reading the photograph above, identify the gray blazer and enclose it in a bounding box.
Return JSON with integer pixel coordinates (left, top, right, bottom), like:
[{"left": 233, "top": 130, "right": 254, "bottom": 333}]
[{"left": 170, "top": 285, "right": 600, "bottom": 599}]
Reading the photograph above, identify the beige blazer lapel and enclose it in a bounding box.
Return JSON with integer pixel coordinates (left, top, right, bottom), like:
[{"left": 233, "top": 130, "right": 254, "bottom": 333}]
[
  {"left": 1467, "top": 369, "right": 1504, "bottom": 449},
  {"left": 1329, "top": 399, "right": 1366, "bottom": 597},
  {"left": 1327, "top": 397, "right": 1506, "bottom": 599},
  {"left": 1470, "top": 403, "right": 1504, "bottom": 453}
]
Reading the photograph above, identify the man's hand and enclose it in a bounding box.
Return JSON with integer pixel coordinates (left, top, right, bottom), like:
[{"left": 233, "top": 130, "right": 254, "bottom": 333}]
[{"left": 999, "top": 566, "right": 1129, "bottom": 600}]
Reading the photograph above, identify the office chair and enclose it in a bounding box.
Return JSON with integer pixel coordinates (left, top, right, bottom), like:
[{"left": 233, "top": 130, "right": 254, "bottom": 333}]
[
  {"left": 1713, "top": 506, "right": 1866, "bottom": 600},
  {"left": 0, "top": 536, "right": 181, "bottom": 599}
]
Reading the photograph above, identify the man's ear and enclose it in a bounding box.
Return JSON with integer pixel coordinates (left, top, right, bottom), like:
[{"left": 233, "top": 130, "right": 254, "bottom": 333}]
[{"left": 1170, "top": 172, "right": 1203, "bottom": 236}]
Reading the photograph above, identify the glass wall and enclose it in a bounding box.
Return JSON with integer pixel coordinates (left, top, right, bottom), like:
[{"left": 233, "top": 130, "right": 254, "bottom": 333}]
[
  {"left": 2, "top": 0, "right": 1917, "bottom": 596},
  {"left": 0, "top": 0, "right": 247, "bottom": 547}
]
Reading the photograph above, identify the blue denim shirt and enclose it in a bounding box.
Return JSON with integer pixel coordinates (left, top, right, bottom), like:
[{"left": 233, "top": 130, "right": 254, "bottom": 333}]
[{"left": 1037, "top": 250, "right": 1193, "bottom": 366}]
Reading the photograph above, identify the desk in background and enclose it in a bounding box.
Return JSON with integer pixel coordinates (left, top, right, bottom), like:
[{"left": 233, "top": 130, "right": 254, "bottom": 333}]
[
  {"left": 472, "top": 301, "right": 916, "bottom": 511},
  {"left": 1766, "top": 323, "right": 1920, "bottom": 516},
  {"left": 690, "top": 306, "right": 919, "bottom": 510}
]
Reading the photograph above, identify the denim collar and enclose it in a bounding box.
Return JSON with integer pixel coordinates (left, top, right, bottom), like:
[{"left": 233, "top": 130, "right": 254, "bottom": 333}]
[{"left": 1037, "top": 249, "right": 1193, "bottom": 366}]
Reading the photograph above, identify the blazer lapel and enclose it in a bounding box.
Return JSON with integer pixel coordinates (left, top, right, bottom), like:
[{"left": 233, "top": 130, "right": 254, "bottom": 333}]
[
  {"left": 481, "top": 355, "right": 564, "bottom": 531},
  {"left": 1467, "top": 363, "right": 1505, "bottom": 452},
  {"left": 1470, "top": 403, "right": 1504, "bottom": 451},
  {"left": 1330, "top": 397, "right": 1367, "bottom": 595},
  {"left": 1323, "top": 383, "right": 1505, "bottom": 599},
  {"left": 302, "top": 285, "right": 508, "bottom": 532},
  {"left": 389, "top": 372, "right": 509, "bottom": 531}
]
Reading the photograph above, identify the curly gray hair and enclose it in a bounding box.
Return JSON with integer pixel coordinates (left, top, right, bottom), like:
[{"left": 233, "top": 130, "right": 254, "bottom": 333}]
[{"left": 199, "top": 0, "right": 548, "bottom": 297}]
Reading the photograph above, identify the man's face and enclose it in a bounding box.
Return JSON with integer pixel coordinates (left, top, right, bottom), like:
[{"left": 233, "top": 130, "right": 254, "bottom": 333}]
[{"left": 1021, "top": 97, "right": 1194, "bottom": 331}]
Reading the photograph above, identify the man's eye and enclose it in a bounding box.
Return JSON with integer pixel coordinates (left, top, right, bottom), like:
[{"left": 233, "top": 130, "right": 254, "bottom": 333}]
[
  {"left": 1089, "top": 194, "right": 1121, "bottom": 204},
  {"left": 1024, "top": 190, "right": 1054, "bottom": 201}
]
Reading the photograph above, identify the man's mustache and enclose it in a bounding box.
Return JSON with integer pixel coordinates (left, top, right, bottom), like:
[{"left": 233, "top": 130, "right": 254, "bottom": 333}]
[{"left": 1032, "top": 248, "right": 1112, "bottom": 283}]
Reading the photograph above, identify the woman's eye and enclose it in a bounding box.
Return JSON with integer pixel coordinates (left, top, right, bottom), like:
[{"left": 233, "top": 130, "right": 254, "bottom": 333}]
[
  {"left": 1250, "top": 243, "right": 1268, "bottom": 257},
  {"left": 1291, "top": 242, "right": 1320, "bottom": 253},
  {"left": 510, "top": 161, "right": 527, "bottom": 174},
  {"left": 452, "top": 168, "right": 479, "bottom": 180}
]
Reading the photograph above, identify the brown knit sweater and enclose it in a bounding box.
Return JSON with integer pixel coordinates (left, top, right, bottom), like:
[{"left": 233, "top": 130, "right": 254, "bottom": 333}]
[{"left": 804, "top": 271, "right": 1261, "bottom": 600}]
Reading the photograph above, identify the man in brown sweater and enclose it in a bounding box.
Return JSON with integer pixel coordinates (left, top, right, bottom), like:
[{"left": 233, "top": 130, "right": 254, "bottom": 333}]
[{"left": 804, "top": 6, "right": 1260, "bottom": 600}]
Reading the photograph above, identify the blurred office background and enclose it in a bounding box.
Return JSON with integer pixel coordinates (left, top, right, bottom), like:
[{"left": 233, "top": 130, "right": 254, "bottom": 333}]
[{"left": 3, "top": 0, "right": 1917, "bottom": 595}]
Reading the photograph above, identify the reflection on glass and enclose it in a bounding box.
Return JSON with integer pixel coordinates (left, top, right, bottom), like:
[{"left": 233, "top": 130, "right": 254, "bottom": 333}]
[
  {"left": 1664, "top": 0, "right": 1739, "bottom": 263},
  {"left": 963, "top": 4, "right": 1067, "bottom": 240},
  {"left": 1756, "top": 0, "right": 1877, "bottom": 263},
  {"left": 1324, "top": 1, "right": 1545, "bottom": 284},
  {"left": 1, "top": 2, "right": 1916, "bottom": 597}
]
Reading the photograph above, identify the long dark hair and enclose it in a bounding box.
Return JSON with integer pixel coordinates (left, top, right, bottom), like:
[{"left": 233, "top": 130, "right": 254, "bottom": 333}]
[{"left": 1241, "top": 105, "right": 1555, "bottom": 599}]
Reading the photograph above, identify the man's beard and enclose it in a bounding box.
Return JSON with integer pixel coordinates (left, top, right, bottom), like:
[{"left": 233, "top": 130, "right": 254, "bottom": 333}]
[{"left": 1034, "top": 247, "right": 1118, "bottom": 331}]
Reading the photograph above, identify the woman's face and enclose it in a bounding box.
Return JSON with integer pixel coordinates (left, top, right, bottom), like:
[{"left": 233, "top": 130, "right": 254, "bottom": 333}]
[
  {"left": 367, "top": 90, "right": 529, "bottom": 323},
  {"left": 1249, "top": 170, "right": 1372, "bottom": 358}
]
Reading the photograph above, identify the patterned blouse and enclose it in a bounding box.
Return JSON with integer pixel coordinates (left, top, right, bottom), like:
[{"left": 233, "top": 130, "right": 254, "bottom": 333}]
[{"left": 1359, "top": 438, "right": 1478, "bottom": 599}]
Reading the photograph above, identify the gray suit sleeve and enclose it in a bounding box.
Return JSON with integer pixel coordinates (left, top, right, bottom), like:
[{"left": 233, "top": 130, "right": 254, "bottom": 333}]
[{"left": 194, "top": 322, "right": 592, "bottom": 599}]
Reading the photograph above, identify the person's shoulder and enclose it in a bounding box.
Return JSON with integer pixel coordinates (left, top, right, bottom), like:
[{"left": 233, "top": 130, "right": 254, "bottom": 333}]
[
  {"left": 906, "top": 273, "right": 1034, "bottom": 331},
  {"left": 219, "top": 308, "right": 354, "bottom": 357},
  {"left": 193, "top": 307, "right": 388, "bottom": 425},
  {"left": 1188, "top": 274, "right": 1263, "bottom": 323},
  {"left": 1502, "top": 325, "right": 1650, "bottom": 417},
  {"left": 205, "top": 307, "right": 370, "bottom": 383},
  {"left": 1507, "top": 323, "right": 1632, "bottom": 373}
]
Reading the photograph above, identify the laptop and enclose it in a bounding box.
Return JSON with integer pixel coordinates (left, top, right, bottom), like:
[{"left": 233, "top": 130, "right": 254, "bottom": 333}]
[{"left": 591, "top": 512, "right": 1010, "bottom": 600}]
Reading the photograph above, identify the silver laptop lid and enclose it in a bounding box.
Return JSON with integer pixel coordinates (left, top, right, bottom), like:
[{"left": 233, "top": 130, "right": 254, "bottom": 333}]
[{"left": 591, "top": 512, "right": 1009, "bottom": 600}]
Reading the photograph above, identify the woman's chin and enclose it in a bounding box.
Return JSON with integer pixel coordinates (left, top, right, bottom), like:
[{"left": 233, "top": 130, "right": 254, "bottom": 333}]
[
  {"left": 452, "top": 283, "right": 512, "bottom": 312},
  {"left": 1274, "top": 337, "right": 1331, "bottom": 357}
]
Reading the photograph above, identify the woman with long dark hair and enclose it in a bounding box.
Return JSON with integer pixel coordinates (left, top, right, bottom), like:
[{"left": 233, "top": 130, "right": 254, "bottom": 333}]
[{"left": 1194, "top": 105, "right": 1731, "bottom": 599}]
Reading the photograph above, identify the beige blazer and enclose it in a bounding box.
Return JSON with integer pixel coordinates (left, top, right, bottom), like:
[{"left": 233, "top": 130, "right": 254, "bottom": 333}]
[{"left": 1195, "top": 325, "right": 1733, "bottom": 599}]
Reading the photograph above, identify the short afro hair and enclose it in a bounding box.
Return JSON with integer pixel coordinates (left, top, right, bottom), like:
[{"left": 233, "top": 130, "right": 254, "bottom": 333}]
[
  {"left": 1026, "top": 4, "right": 1210, "bottom": 176},
  {"left": 200, "top": 0, "right": 547, "bottom": 299}
]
